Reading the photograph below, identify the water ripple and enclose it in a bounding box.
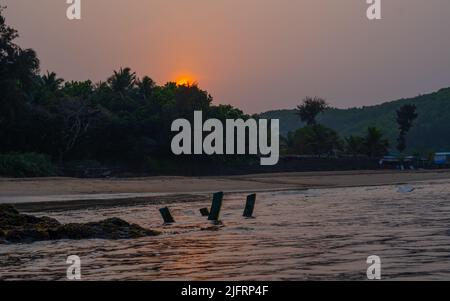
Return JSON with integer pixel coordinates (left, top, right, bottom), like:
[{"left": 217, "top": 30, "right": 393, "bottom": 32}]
[{"left": 2, "top": 181, "right": 450, "bottom": 280}]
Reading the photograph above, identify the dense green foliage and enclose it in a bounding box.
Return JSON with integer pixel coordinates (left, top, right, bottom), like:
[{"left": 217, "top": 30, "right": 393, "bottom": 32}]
[
  {"left": 0, "top": 8, "right": 250, "bottom": 176},
  {"left": 0, "top": 153, "right": 56, "bottom": 177},
  {"left": 283, "top": 125, "right": 343, "bottom": 156},
  {"left": 283, "top": 125, "right": 389, "bottom": 158},
  {"left": 261, "top": 88, "right": 450, "bottom": 153}
]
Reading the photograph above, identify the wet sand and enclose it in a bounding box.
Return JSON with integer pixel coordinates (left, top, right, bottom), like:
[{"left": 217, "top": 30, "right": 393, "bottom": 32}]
[
  {"left": 3, "top": 181, "right": 450, "bottom": 280},
  {"left": 1, "top": 169, "right": 450, "bottom": 211},
  {"left": 2, "top": 172, "right": 450, "bottom": 280}
]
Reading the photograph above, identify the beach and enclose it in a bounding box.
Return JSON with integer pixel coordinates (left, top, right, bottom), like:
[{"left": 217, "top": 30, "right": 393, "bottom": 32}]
[
  {"left": 2, "top": 178, "right": 450, "bottom": 280},
  {"left": 1, "top": 169, "right": 450, "bottom": 210}
]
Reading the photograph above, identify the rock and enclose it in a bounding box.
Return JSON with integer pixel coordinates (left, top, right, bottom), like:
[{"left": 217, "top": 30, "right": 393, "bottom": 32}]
[
  {"left": 397, "top": 185, "right": 415, "bottom": 193},
  {"left": 5, "top": 228, "right": 51, "bottom": 243},
  {"left": 0, "top": 204, "right": 160, "bottom": 244},
  {"left": 56, "top": 218, "right": 159, "bottom": 240},
  {"left": 0, "top": 204, "right": 61, "bottom": 231},
  {"left": 0, "top": 204, "right": 19, "bottom": 215}
]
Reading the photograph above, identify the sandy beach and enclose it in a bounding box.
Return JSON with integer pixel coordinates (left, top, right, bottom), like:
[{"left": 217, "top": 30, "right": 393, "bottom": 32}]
[
  {"left": 1, "top": 169, "right": 450, "bottom": 211},
  {"left": 3, "top": 179, "right": 450, "bottom": 280}
]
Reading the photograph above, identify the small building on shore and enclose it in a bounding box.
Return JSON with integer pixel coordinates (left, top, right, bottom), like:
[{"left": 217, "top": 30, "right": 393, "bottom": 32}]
[
  {"left": 379, "top": 154, "right": 428, "bottom": 169},
  {"left": 434, "top": 152, "right": 450, "bottom": 166}
]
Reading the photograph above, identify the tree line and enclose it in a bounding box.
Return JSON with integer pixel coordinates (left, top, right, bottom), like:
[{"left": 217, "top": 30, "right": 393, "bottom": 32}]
[
  {"left": 0, "top": 7, "right": 419, "bottom": 177},
  {"left": 0, "top": 8, "right": 250, "bottom": 176},
  {"left": 282, "top": 97, "right": 418, "bottom": 158}
]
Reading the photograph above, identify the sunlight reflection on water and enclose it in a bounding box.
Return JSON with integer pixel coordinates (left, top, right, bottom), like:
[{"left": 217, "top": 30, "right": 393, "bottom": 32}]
[{"left": 2, "top": 180, "right": 450, "bottom": 280}]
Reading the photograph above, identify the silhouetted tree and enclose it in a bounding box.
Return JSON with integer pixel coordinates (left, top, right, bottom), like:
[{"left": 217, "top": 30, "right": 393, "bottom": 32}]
[
  {"left": 291, "top": 125, "right": 343, "bottom": 157},
  {"left": 345, "top": 135, "right": 365, "bottom": 157},
  {"left": 280, "top": 131, "right": 296, "bottom": 154},
  {"left": 175, "top": 83, "right": 212, "bottom": 118},
  {"left": 296, "top": 97, "right": 329, "bottom": 126},
  {"left": 108, "top": 67, "right": 136, "bottom": 96},
  {"left": 0, "top": 7, "right": 261, "bottom": 176},
  {"left": 136, "top": 76, "right": 155, "bottom": 100},
  {"left": 364, "top": 127, "right": 389, "bottom": 158},
  {"left": 41, "top": 71, "right": 64, "bottom": 93},
  {"left": 62, "top": 80, "right": 94, "bottom": 99},
  {"left": 56, "top": 98, "right": 101, "bottom": 162},
  {"left": 396, "top": 104, "right": 418, "bottom": 153},
  {"left": 0, "top": 6, "right": 39, "bottom": 127}
]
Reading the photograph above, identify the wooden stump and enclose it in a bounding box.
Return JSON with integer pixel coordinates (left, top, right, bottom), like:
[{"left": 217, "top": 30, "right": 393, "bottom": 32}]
[
  {"left": 159, "top": 207, "right": 175, "bottom": 224},
  {"left": 243, "top": 194, "right": 256, "bottom": 218},
  {"left": 200, "top": 208, "right": 210, "bottom": 217},
  {"left": 208, "top": 192, "right": 224, "bottom": 221}
]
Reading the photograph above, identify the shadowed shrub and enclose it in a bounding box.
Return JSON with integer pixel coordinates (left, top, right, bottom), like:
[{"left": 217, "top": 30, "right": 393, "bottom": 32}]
[{"left": 0, "top": 153, "right": 57, "bottom": 177}]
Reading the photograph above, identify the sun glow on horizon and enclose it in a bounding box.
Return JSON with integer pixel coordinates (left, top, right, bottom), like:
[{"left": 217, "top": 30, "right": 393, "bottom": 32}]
[{"left": 175, "top": 75, "right": 196, "bottom": 86}]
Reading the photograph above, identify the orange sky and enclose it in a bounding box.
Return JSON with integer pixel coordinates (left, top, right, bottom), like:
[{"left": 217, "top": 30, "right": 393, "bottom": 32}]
[{"left": 4, "top": 0, "right": 450, "bottom": 113}]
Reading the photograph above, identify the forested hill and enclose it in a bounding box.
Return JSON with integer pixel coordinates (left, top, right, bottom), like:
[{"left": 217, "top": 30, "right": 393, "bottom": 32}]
[{"left": 260, "top": 87, "right": 450, "bottom": 152}]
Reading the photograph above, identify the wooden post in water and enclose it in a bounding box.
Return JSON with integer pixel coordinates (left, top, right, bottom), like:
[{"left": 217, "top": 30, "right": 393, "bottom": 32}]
[
  {"left": 208, "top": 192, "right": 224, "bottom": 221},
  {"left": 159, "top": 207, "right": 175, "bottom": 224},
  {"left": 243, "top": 194, "right": 256, "bottom": 218},
  {"left": 200, "top": 208, "right": 210, "bottom": 217}
]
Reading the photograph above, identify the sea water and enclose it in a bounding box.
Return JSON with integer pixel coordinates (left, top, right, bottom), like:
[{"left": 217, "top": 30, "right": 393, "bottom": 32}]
[{"left": 2, "top": 180, "right": 450, "bottom": 280}]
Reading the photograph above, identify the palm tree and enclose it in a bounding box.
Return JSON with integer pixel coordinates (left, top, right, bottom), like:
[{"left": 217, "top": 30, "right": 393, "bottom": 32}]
[
  {"left": 364, "top": 127, "right": 389, "bottom": 158},
  {"left": 296, "top": 97, "right": 329, "bottom": 126},
  {"left": 280, "top": 131, "right": 296, "bottom": 154},
  {"left": 108, "top": 67, "right": 136, "bottom": 96},
  {"left": 1, "top": 8, "right": 39, "bottom": 125},
  {"left": 136, "top": 76, "right": 155, "bottom": 100},
  {"left": 345, "top": 135, "right": 365, "bottom": 157},
  {"left": 41, "top": 71, "right": 64, "bottom": 93}
]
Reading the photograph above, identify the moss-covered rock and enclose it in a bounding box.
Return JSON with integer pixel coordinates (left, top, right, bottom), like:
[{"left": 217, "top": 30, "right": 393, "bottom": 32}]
[{"left": 0, "top": 204, "right": 160, "bottom": 244}]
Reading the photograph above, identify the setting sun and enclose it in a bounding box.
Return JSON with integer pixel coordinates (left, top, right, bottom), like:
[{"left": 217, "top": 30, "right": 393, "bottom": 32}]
[{"left": 175, "top": 75, "right": 196, "bottom": 86}]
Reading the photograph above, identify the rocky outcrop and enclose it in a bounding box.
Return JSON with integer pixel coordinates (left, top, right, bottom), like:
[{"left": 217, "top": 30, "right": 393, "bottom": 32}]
[{"left": 0, "top": 204, "right": 160, "bottom": 244}]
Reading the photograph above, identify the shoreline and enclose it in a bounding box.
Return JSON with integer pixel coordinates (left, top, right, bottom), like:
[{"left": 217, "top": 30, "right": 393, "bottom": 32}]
[{"left": 2, "top": 169, "right": 450, "bottom": 212}]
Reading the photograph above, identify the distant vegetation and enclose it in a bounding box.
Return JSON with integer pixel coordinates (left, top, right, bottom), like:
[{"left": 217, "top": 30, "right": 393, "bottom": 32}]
[
  {"left": 0, "top": 153, "right": 56, "bottom": 178},
  {"left": 0, "top": 8, "right": 445, "bottom": 177},
  {"left": 0, "top": 8, "right": 251, "bottom": 177},
  {"left": 282, "top": 98, "right": 390, "bottom": 158},
  {"left": 261, "top": 88, "right": 450, "bottom": 154},
  {"left": 296, "top": 97, "right": 329, "bottom": 126}
]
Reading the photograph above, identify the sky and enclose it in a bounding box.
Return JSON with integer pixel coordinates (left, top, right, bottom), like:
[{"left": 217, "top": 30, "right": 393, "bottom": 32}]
[{"left": 3, "top": 0, "right": 450, "bottom": 113}]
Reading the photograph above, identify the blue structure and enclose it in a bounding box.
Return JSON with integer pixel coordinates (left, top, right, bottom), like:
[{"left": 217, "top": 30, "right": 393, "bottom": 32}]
[{"left": 434, "top": 152, "right": 450, "bottom": 165}]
